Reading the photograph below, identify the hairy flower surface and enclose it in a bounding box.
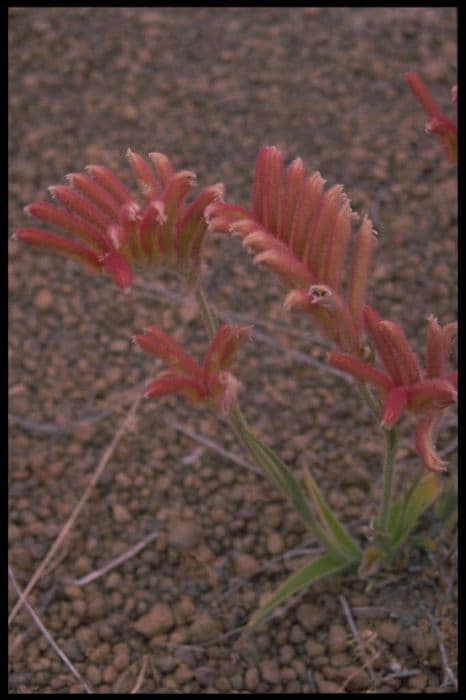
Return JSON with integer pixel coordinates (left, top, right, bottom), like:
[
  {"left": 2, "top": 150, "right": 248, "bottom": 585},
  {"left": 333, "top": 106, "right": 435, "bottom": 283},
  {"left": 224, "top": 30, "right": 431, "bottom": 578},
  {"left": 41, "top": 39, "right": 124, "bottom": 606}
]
[
  {"left": 206, "top": 146, "right": 377, "bottom": 352},
  {"left": 134, "top": 324, "right": 251, "bottom": 414},
  {"left": 405, "top": 71, "right": 457, "bottom": 162},
  {"left": 329, "top": 308, "right": 457, "bottom": 471},
  {"left": 15, "top": 150, "right": 224, "bottom": 291}
]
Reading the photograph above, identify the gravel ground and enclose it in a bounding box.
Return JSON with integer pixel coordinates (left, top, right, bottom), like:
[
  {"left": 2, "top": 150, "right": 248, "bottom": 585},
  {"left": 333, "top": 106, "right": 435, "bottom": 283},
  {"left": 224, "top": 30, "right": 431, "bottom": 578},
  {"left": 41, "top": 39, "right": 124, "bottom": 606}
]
[{"left": 9, "top": 7, "right": 457, "bottom": 694}]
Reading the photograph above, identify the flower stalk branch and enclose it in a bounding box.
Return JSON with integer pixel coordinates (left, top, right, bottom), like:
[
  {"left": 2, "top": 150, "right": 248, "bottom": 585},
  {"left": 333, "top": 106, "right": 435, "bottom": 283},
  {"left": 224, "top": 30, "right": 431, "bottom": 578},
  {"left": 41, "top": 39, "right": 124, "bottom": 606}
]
[{"left": 377, "top": 426, "right": 399, "bottom": 535}]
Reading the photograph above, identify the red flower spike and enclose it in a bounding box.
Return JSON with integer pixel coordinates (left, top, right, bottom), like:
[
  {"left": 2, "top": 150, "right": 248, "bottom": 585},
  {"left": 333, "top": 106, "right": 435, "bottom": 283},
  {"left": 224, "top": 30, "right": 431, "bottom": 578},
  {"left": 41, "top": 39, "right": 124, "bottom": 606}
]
[
  {"left": 407, "top": 378, "right": 457, "bottom": 414},
  {"left": 118, "top": 201, "right": 143, "bottom": 261},
  {"left": 405, "top": 71, "right": 457, "bottom": 162},
  {"left": 322, "top": 199, "right": 352, "bottom": 294},
  {"left": 176, "top": 183, "right": 225, "bottom": 270},
  {"left": 49, "top": 185, "right": 112, "bottom": 232},
  {"left": 377, "top": 321, "right": 421, "bottom": 387},
  {"left": 306, "top": 185, "right": 345, "bottom": 279},
  {"left": 100, "top": 250, "right": 133, "bottom": 292},
  {"left": 415, "top": 412, "right": 447, "bottom": 473},
  {"left": 25, "top": 201, "right": 109, "bottom": 252},
  {"left": 85, "top": 164, "right": 133, "bottom": 204},
  {"left": 159, "top": 170, "right": 196, "bottom": 254},
  {"left": 425, "top": 315, "right": 445, "bottom": 379},
  {"left": 207, "top": 146, "right": 376, "bottom": 351},
  {"left": 328, "top": 351, "right": 394, "bottom": 396},
  {"left": 66, "top": 173, "right": 122, "bottom": 219},
  {"left": 139, "top": 200, "right": 166, "bottom": 261},
  {"left": 306, "top": 285, "right": 357, "bottom": 352},
  {"left": 380, "top": 387, "right": 409, "bottom": 429},
  {"left": 205, "top": 202, "right": 252, "bottom": 234},
  {"left": 254, "top": 248, "right": 314, "bottom": 289},
  {"left": 290, "top": 172, "right": 325, "bottom": 260},
  {"left": 331, "top": 312, "right": 457, "bottom": 472},
  {"left": 348, "top": 217, "right": 376, "bottom": 336},
  {"left": 212, "top": 371, "right": 242, "bottom": 415},
  {"left": 18, "top": 150, "right": 221, "bottom": 290},
  {"left": 252, "top": 145, "right": 272, "bottom": 222},
  {"left": 136, "top": 324, "right": 248, "bottom": 414},
  {"left": 135, "top": 326, "right": 201, "bottom": 376},
  {"left": 426, "top": 315, "right": 457, "bottom": 379},
  {"left": 278, "top": 156, "right": 306, "bottom": 243},
  {"left": 202, "top": 324, "right": 251, "bottom": 381},
  {"left": 126, "top": 149, "right": 160, "bottom": 201},
  {"left": 144, "top": 374, "right": 205, "bottom": 403},
  {"left": 15, "top": 228, "right": 101, "bottom": 272},
  {"left": 262, "top": 146, "right": 283, "bottom": 235},
  {"left": 108, "top": 224, "right": 130, "bottom": 251},
  {"left": 148, "top": 152, "right": 174, "bottom": 190},
  {"left": 363, "top": 306, "right": 405, "bottom": 386}
]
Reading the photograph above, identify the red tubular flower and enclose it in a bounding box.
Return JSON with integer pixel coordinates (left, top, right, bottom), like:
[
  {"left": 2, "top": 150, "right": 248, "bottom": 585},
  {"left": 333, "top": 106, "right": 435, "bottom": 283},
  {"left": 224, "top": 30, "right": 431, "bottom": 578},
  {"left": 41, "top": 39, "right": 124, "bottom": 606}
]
[
  {"left": 15, "top": 150, "right": 225, "bottom": 291},
  {"left": 405, "top": 71, "right": 457, "bottom": 162},
  {"left": 134, "top": 324, "right": 251, "bottom": 415},
  {"left": 329, "top": 308, "right": 457, "bottom": 471},
  {"left": 206, "top": 146, "right": 377, "bottom": 352}
]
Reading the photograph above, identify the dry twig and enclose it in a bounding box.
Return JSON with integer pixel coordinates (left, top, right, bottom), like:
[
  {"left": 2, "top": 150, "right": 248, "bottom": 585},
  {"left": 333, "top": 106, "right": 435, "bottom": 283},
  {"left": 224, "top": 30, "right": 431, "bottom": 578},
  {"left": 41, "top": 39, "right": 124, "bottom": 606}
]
[
  {"left": 63, "top": 527, "right": 160, "bottom": 587},
  {"left": 8, "top": 565, "right": 93, "bottom": 694},
  {"left": 339, "top": 594, "right": 377, "bottom": 686}
]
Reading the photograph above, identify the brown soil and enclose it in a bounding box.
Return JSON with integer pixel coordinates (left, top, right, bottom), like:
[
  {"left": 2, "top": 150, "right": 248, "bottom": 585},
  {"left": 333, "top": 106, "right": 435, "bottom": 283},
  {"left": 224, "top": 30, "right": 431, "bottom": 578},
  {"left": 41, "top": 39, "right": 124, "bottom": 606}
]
[{"left": 9, "top": 7, "right": 457, "bottom": 693}]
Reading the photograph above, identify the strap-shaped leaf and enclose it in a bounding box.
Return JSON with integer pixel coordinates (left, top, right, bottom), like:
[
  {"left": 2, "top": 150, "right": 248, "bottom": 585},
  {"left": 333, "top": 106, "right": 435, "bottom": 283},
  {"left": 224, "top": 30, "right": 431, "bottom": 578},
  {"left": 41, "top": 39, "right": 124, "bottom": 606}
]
[
  {"left": 249, "top": 553, "right": 348, "bottom": 629},
  {"left": 386, "top": 498, "right": 403, "bottom": 540},
  {"left": 240, "top": 429, "right": 333, "bottom": 550},
  {"left": 390, "top": 472, "right": 440, "bottom": 549},
  {"left": 434, "top": 482, "right": 458, "bottom": 532},
  {"left": 303, "top": 467, "right": 361, "bottom": 560}
]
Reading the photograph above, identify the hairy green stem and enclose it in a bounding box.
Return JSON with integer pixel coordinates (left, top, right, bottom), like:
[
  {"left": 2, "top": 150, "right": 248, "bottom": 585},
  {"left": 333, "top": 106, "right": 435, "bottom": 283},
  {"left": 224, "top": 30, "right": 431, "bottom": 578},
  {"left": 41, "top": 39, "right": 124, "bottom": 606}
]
[
  {"left": 194, "top": 284, "right": 218, "bottom": 338},
  {"left": 376, "top": 427, "right": 398, "bottom": 533}
]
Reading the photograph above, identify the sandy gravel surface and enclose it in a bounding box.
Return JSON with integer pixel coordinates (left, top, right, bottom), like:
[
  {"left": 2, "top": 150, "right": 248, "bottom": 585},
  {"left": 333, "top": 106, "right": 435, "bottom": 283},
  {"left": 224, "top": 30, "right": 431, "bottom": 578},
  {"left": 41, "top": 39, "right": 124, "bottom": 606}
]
[{"left": 9, "top": 7, "right": 457, "bottom": 693}]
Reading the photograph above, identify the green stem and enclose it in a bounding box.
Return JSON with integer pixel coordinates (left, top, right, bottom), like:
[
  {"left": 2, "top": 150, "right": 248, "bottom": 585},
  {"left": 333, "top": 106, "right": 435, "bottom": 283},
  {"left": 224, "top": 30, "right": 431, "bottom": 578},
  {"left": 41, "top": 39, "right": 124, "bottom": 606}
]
[
  {"left": 356, "top": 380, "right": 380, "bottom": 420},
  {"left": 194, "top": 284, "right": 218, "bottom": 338},
  {"left": 376, "top": 427, "right": 398, "bottom": 533}
]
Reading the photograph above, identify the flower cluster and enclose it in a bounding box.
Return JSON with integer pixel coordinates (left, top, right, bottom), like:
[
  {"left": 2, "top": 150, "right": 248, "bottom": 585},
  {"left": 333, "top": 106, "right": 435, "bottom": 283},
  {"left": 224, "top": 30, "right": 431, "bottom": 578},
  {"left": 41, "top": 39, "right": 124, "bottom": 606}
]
[
  {"left": 206, "top": 146, "right": 377, "bottom": 352},
  {"left": 134, "top": 324, "right": 251, "bottom": 415},
  {"left": 405, "top": 71, "right": 457, "bottom": 163},
  {"left": 330, "top": 309, "right": 457, "bottom": 471},
  {"left": 15, "top": 150, "right": 224, "bottom": 291}
]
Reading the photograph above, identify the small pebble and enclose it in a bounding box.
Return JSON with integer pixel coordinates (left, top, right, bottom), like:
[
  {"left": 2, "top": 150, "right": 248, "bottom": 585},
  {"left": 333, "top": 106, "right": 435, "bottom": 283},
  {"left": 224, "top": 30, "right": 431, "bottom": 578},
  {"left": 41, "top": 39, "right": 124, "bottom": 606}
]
[
  {"left": 133, "top": 603, "right": 174, "bottom": 637},
  {"left": 112, "top": 503, "right": 131, "bottom": 524},
  {"left": 234, "top": 552, "right": 259, "bottom": 577},
  {"left": 168, "top": 520, "right": 202, "bottom": 550},
  {"left": 189, "top": 613, "right": 222, "bottom": 643},
  {"left": 33, "top": 289, "right": 54, "bottom": 311}
]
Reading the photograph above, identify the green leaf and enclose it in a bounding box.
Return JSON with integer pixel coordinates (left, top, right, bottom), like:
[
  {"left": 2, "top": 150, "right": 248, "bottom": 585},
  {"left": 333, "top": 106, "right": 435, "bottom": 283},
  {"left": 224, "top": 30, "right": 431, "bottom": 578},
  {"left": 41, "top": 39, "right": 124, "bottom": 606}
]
[
  {"left": 358, "top": 545, "right": 388, "bottom": 578},
  {"left": 390, "top": 472, "right": 441, "bottom": 550},
  {"left": 434, "top": 482, "right": 458, "bottom": 532},
  {"left": 303, "top": 467, "right": 361, "bottom": 560},
  {"left": 386, "top": 497, "right": 403, "bottom": 539},
  {"left": 249, "top": 553, "right": 349, "bottom": 629},
  {"left": 240, "top": 429, "right": 323, "bottom": 539}
]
